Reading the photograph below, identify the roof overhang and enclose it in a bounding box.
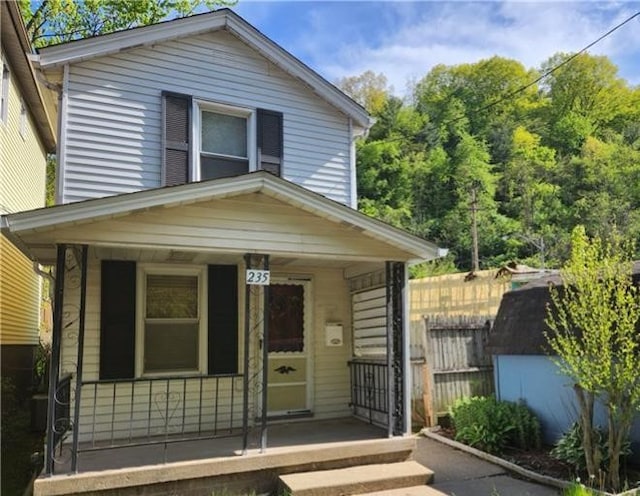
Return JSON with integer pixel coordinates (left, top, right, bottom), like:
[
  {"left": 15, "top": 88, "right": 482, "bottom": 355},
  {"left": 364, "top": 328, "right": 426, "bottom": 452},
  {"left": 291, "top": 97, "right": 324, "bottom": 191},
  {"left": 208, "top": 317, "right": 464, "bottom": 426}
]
[
  {"left": 1, "top": 172, "right": 442, "bottom": 265},
  {"left": 34, "top": 9, "right": 372, "bottom": 131},
  {"left": 1, "top": 2, "right": 56, "bottom": 151}
]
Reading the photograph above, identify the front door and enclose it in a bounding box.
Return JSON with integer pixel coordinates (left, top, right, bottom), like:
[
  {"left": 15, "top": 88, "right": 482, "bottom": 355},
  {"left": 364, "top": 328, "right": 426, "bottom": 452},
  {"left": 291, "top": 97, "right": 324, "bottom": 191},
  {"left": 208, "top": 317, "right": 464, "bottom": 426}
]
[{"left": 267, "top": 280, "right": 311, "bottom": 416}]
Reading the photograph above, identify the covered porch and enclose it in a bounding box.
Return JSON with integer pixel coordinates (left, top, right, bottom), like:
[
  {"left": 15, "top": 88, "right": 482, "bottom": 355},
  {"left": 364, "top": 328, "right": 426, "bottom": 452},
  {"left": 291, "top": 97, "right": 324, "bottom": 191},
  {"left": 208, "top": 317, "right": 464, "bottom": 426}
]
[
  {"left": 35, "top": 418, "right": 418, "bottom": 496},
  {"left": 1, "top": 173, "right": 441, "bottom": 483}
]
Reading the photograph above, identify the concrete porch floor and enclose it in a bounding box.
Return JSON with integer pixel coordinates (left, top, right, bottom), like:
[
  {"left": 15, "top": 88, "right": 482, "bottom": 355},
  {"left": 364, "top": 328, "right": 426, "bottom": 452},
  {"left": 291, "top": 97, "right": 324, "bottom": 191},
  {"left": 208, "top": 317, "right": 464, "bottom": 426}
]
[
  {"left": 60, "top": 417, "right": 386, "bottom": 473},
  {"left": 36, "top": 418, "right": 416, "bottom": 496}
]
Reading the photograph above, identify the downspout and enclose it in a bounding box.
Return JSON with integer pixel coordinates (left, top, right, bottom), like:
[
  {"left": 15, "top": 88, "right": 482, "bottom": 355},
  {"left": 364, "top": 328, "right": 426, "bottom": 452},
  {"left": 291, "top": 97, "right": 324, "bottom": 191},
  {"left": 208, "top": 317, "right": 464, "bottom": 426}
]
[
  {"left": 55, "top": 64, "right": 69, "bottom": 205},
  {"left": 349, "top": 118, "right": 357, "bottom": 209}
]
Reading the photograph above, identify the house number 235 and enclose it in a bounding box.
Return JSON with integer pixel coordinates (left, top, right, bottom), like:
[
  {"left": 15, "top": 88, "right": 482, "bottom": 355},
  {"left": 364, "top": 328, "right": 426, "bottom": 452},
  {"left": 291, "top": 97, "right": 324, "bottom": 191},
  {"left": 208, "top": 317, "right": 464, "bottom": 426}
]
[{"left": 246, "top": 269, "right": 270, "bottom": 285}]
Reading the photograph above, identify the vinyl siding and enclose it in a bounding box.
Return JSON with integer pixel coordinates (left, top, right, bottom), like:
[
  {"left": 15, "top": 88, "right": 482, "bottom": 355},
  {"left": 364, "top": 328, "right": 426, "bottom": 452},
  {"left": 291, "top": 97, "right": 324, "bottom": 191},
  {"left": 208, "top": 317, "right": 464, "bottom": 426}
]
[
  {"left": 62, "top": 31, "right": 352, "bottom": 205},
  {"left": 62, "top": 257, "right": 352, "bottom": 442},
  {"left": 21, "top": 193, "right": 413, "bottom": 262},
  {"left": 0, "top": 49, "right": 48, "bottom": 214},
  {"left": 0, "top": 47, "right": 46, "bottom": 346},
  {"left": 0, "top": 235, "right": 40, "bottom": 345}
]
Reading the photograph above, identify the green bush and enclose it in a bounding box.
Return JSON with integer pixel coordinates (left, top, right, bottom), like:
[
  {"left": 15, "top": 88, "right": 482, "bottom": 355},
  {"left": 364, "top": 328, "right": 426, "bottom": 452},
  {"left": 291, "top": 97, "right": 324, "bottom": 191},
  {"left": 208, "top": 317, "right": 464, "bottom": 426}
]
[
  {"left": 449, "top": 396, "right": 541, "bottom": 454},
  {"left": 551, "top": 422, "right": 631, "bottom": 472}
]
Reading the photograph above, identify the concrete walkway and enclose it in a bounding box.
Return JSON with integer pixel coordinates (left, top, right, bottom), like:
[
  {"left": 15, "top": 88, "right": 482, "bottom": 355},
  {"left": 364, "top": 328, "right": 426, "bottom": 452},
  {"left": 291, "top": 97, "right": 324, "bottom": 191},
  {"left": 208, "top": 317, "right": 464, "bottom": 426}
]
[{"left": 414, "top": 437, "right": 562, "bottom": 496}]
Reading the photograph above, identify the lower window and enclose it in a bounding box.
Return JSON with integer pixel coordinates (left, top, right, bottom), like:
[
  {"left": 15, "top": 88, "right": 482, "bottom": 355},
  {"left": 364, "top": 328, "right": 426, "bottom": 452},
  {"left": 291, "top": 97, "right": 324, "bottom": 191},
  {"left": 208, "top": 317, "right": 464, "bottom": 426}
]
[{"left": 140, "top": 269, "right": 205, "bottom": 375}]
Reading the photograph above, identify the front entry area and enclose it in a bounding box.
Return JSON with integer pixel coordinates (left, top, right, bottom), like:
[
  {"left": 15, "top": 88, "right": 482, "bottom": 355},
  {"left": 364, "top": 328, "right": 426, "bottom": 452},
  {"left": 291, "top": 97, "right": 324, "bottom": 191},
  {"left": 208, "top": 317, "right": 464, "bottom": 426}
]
[{"left": 267, "top": 279, "right": 312, "bottom": 416}]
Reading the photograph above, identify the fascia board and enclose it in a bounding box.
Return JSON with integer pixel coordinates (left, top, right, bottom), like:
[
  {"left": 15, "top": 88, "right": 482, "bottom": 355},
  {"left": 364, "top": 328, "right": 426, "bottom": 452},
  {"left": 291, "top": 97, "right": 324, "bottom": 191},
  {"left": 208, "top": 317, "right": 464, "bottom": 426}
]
[
  {"left": 2, "top": 2, "right": 57, "bottom": 150},
  {"left": 37, "top": 13, "right": 228, "bottom": 68},
  {"left": 36, "top": 10, "right": 372, "bottom": 129},
  {"left": 4, "top": 174, "right": 266, "bottom": 233},
  {"left": 260, "top": 180, "right": 441, "bottom": 260},
  {"left": 225, "top": 17, "right": 371, "bottom": 129}
]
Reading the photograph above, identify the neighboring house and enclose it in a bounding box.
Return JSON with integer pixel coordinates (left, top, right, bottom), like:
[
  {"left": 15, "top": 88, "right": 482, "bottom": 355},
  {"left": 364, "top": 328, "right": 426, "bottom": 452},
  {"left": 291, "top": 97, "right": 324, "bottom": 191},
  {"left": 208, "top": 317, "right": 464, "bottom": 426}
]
[
  {"left": 1, "top": 8, "right": 441, "bottom": 485},
  {"left": 488, "top": 271, "right": 640, "bottom": 456},
  {"left": 0, "top": 1, "right": 56, "bottom": 395}
]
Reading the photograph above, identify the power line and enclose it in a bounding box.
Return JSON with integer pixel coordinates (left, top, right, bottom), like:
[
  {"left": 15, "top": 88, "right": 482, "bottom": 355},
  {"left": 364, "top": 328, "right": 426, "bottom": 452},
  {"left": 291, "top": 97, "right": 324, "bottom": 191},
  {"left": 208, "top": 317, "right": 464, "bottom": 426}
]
[
  {"left": 376, "top": 9, "right": 640, "bottom": 143},
  {"left": 461, "top": 9, "right": 640, "bottom": 120}
]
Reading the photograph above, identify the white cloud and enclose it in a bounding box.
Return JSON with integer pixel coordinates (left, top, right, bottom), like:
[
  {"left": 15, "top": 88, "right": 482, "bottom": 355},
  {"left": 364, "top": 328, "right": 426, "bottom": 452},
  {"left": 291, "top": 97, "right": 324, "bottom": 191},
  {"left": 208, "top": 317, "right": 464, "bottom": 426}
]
[
  {"left": 234, "top": 1, "right": 640, "bottom": 99},
  {"left": 258, "top": 1, "right": 640, "bottom": 96}
]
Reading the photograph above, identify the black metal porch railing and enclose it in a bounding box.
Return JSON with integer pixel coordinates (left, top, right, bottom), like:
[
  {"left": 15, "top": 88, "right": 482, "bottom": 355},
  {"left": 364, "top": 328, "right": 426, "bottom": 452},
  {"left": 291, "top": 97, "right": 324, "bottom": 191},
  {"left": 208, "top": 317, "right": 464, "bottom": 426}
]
[
  {"left": 52, "top": 373, "right": 73, "bottom": 448},
  {"left": 348, "top": 360, "right": 388, "bottom": 424},
  {"left": 75, "top": 374, "right": 243, "bottom": 453}
]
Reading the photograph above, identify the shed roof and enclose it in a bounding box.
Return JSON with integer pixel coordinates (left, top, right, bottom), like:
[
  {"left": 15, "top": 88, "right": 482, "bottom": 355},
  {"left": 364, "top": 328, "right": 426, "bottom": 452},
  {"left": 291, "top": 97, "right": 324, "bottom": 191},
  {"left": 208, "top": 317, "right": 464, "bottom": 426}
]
[{"left": 488, "top": 263, "right": 640, "bottom": 355}]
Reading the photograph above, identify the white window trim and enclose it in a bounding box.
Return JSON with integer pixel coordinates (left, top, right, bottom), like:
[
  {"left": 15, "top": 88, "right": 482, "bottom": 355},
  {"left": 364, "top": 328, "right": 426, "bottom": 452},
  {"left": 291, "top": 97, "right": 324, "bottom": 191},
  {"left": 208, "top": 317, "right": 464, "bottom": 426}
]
[
  {"left": 135, "top": 264, "right": 208, "bottom": 377},
  {"left": 191, "top": 99, "right": 256, "bottom": 182}
]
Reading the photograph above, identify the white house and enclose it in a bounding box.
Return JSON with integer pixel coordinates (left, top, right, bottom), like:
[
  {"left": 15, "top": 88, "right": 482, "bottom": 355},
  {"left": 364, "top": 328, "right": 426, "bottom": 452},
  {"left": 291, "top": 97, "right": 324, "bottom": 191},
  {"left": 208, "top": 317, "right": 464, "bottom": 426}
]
[{"left": 1, "top": 8, "right": 441, "bottom": 490}]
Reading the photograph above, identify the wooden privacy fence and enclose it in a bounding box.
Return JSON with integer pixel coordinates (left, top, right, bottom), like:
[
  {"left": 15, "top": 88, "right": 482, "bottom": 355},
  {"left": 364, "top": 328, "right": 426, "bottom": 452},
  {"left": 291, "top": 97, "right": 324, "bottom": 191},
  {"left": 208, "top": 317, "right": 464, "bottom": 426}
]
[{"left": 419, "top": 316, "right": 494, "bottom": 426}]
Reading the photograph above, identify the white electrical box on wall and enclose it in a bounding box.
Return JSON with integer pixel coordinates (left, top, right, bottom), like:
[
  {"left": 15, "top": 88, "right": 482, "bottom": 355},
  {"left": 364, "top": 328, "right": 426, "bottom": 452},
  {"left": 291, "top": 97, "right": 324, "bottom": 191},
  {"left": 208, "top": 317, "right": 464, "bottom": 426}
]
[{"left": 325, "top": 323, "right": 343, "bottom": 346}]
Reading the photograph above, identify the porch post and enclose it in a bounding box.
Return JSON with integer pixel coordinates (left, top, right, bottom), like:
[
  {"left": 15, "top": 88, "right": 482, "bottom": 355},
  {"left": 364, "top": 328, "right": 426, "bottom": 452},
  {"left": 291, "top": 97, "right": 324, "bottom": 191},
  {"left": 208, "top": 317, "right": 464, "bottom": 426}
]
[
  {"left": 71, "top": 245, "right": 88, "bottom": 472},
  {"left": 386, "top": 261, "right": 407, "bottom": 437},
  {"left": 242, "top": 254, "right": 251, "bottom": 454},
  {"left": 400, "top": 262, "right": 410, "bottom": 435},
  {"left": 45, "top": 244, "right": 67, "bottom": 476},
  {"left": 385, "top": 262, "right": 393, "bottom": 438},
  {"left": 260, "top": 254, "right": 270, "bottom": 453}
]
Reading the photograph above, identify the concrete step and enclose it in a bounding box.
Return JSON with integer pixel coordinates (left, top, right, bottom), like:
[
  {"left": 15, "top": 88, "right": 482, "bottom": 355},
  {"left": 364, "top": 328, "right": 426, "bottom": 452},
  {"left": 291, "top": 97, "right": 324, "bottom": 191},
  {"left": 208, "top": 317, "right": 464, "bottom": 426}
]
[
  {"left": 279, "top": 460, "right": 434, "bottom": 496},
  {"left": 357, "top": 485, "right": 448, "bottom": 496}
]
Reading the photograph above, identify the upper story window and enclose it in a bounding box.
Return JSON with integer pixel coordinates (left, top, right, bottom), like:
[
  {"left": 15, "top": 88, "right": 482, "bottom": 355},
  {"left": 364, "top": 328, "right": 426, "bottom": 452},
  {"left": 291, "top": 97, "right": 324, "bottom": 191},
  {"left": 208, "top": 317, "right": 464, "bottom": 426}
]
[
  {"left": 162, "top": 91, "right": 282, "bottom": 187},
  {"left": 0, "top": 62, "right": 9, "bottom": 124},
  {"left": 197, "top": 103, "right": 254, "bottom": 181}
]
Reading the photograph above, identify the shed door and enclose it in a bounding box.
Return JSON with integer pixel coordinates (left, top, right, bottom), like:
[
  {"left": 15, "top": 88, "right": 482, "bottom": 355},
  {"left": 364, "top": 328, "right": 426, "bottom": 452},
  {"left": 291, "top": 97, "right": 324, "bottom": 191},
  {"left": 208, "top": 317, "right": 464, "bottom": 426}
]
[{"left": 267, "top": 280, "right": 311, "bottom": 416}]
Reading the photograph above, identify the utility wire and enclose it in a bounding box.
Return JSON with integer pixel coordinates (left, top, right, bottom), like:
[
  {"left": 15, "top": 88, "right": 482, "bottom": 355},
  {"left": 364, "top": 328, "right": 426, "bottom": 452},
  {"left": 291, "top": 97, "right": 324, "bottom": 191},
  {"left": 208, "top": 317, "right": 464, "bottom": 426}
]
[
  {"left": 462, "top": 9, "right": 640, "bottom": 120},
  {"left": 378, "top": 9, "right": 640, "bottom": 142}
]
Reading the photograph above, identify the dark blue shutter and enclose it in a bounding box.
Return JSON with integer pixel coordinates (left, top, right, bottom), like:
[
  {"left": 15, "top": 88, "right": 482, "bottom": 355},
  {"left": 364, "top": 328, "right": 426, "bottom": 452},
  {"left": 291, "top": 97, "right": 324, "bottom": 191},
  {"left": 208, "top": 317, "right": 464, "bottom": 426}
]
[
  {"left": 162, "top": 91, "right": 192, "bottom": 186},
  {"left": 208, "top": 265, "right": 238, "bottom": 375},
  {"left": 257, "top": 109, "right": 283, "bottom": 176},
  {"left": 100, "top": 261, "right": 136, "bottom": 379}
]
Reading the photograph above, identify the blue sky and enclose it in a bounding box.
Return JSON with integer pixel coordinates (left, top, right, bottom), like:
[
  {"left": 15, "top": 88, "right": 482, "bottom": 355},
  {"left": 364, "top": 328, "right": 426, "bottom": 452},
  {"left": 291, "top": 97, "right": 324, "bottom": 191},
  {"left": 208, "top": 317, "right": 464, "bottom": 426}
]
[{"left": 231, "top": 1, "right": 640, "bottom": 96}]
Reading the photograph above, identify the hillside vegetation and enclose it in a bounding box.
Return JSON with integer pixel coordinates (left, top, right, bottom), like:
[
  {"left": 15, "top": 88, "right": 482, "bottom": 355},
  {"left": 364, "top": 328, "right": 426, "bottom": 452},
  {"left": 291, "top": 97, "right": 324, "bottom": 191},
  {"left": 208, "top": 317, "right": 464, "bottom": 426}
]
[{"left": 339, "top": 54, "right": 640, "bottom": 273}]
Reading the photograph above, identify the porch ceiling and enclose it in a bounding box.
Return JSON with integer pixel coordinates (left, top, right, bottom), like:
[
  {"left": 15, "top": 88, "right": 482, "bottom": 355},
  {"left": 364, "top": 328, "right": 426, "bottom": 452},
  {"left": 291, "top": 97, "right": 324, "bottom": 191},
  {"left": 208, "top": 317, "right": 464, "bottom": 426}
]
[{"left": 2, "top": 173, "right": 441, "bottom": 266}]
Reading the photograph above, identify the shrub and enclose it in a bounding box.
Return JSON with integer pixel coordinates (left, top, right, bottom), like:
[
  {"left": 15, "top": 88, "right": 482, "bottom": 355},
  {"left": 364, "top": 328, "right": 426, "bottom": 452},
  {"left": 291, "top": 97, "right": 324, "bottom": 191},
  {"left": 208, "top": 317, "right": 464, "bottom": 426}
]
[
  {"left": 450, "top": 396, "right": 541, "bottom": 454},
  {"left": 551, "top": 422, "right": 631, "bottom": 473}
]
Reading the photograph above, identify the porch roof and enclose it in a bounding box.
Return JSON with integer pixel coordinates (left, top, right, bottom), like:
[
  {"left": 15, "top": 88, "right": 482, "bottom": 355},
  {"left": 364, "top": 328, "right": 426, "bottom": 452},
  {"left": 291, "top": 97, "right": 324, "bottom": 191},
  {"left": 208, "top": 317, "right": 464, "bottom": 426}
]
[{"left": 1, "top": 172, "right": 442, "bottom": 266}]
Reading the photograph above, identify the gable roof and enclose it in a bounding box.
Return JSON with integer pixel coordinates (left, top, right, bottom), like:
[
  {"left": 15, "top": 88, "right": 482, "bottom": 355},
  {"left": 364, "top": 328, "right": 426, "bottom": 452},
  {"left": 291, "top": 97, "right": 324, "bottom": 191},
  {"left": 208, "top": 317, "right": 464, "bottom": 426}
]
[
  {"left": 33, "top": 9, "right": 372, "bottom": 131},
  {"left": 1, "top": 1, "right": 56, "bottom": 151},
  {"left": 1, "top": 171, "right": 441, "bottom": 264}
]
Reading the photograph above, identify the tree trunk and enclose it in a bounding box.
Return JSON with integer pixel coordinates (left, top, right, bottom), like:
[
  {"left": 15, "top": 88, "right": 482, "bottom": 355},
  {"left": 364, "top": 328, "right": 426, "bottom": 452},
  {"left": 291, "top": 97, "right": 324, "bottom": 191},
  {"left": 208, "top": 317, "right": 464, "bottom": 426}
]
[
  {"left": 607, "top": 397, "right": 633, "bottom": 492},
  {"left": 574, "top": 384, "right": 598, "bottom": 479}
]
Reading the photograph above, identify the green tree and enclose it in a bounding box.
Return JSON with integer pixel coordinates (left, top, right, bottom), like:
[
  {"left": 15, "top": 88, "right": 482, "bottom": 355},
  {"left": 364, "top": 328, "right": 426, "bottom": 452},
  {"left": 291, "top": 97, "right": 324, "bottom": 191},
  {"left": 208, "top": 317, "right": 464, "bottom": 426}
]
[
  {"left": 545, "top": 226, "right": 640, "bottom": 491},
  {"left": 541, "top": 52, "right": 632, "bottom": 152},
  {"left": 336, "top": 71, "right": 390, "bottom": 116},
  {"left": 20, "top": 0, "right": 234, "bottom": 47}
]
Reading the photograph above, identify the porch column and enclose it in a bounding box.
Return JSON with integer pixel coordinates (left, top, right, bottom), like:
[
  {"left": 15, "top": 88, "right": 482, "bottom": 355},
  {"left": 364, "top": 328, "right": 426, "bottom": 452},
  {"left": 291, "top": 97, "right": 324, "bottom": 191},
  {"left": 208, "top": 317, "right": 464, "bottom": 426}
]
[
  {"left": 71, "top": 245, "right": 89, "bottom": 472},
  {"left": 242, "top": 253, "right": 270, "bottom": 454},
  {"left": 385, "top": 261, "right": 407, "bottom": 437},
  {"left": 45, "top": 244, "right": 67, "bottom": 475}
]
